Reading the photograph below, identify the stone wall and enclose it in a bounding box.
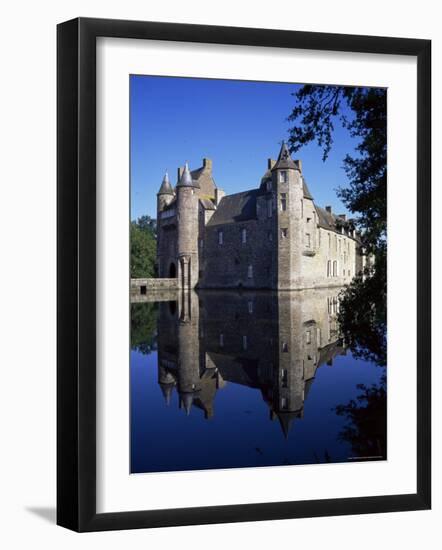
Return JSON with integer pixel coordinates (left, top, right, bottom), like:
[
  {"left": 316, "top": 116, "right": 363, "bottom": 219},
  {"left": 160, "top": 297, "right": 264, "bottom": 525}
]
[
  {"left": 130, "top": 278, "right": 179, "bottom": 301},
  {"left": 198, "top": 217, "right": 274, "bottom": 289}
]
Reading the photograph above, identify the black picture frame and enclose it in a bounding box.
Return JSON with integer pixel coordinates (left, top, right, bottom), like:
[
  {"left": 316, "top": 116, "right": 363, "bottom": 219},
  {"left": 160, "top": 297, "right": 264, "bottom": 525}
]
[{"left": 57, "top": 17, "right": 431, "bottom": 532}]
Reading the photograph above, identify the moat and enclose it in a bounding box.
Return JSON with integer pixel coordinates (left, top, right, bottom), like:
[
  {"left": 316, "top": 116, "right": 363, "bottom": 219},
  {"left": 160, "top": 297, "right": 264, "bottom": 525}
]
[{"left": 130, "top": 289, "right": 386, "bottom": 474}]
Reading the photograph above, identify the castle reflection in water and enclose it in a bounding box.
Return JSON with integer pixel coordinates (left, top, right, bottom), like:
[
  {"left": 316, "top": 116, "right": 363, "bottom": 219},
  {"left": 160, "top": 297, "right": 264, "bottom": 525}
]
[{"left": 150, "top": 288, "right": 345, "bottom": 438}]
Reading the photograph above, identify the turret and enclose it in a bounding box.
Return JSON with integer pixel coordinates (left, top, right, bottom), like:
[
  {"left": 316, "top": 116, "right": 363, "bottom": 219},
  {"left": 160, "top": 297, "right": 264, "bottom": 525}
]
[
  {"left": 156, "top": 170, "right": 175, "bottom": 278},
  {"left": 271, "top": 141, "right": 304, "bottom": 289},
  {"left": 157, "top": 170, "right": 174, "bottom": 213},
  {"left": 176, "top": 163, "right": 200, "bottom": 289},
  {"left": 272, "top": 291, "right": 305, "bottom": 438},
  {"left": 177, "top": 291, "right": 200, "bottom": 415}
]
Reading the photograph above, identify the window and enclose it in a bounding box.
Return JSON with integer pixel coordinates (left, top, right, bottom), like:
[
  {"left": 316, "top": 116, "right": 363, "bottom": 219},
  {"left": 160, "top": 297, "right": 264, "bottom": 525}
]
[
  {"left": 268, "top": 231, "right": 273, "bottom": 241},
  {"left": 281, "top": 397, "right": 288, "bottom": 410},
  {"left": 267, "top": 199, "right": 272, "bottom": 217},
  {"left": 281, "top": 369, "right": 288, "bottom": 388},
  {"left": 327, "top": 260, "right": 331, "bottom": 277},
  {"left": 218, "top": 231, "right": 223, "bottom": 245},
  {"left": 328, "top": 233, "right": 331, "bottom": 250},
  {"left": 140, "top": 285, "right": 147, "bottom": 295},
  {"left": 242, "top": 335, "right": 248, "bottom": 350},
  {"left": 281, "top": 228, "right": 288, "bottom": 239},
  {"left": 282, "top": 342, "right": 289, "bottom": 352},
  {"left": 305, "top": 233, "right": 311, "bottom": 248},
  {"left": 199, "top": 238, "right": 204, "bottom": 250},
  {"left": 280, "top": 193, "right": 287, "bottom": 211},
  {"left": 248, "top": 300, "right": 253, "bottom": 314},
  {"left": 306, "top": 330, "right": 311, "bottom": 344},
  {"left": 247, "top": 265, "right": 253, "bottom": 278},
  {"left": 241, "top": 228, "right": 247, "bottom": 244},
  {"left": 333, "top": 260, "right": 337, "bottom": 277},
  {"left": 279, "top": 171, "right": 287, "bottom": 183},
  {"left": 266, "top": 181, "right": 272, "bottom": 192},
  {"left": 219, "top": 333, "right": 224, "bottom": 347},
  {"left": 316, "top": 327, "right": 321, "bottom": 346}
]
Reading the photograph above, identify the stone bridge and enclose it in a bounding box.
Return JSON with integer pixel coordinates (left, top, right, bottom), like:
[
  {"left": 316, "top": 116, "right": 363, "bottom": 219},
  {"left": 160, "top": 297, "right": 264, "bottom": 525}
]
[{"left": 131, "top": 278, "right": 179, "bottom": 302}]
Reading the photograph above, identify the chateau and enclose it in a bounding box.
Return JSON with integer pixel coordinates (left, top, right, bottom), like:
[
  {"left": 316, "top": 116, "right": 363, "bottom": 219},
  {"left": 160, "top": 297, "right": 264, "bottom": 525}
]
[
  {"left": 156, "top": 288, "right": 345, "bottom": 438},
  {"left": 156, "top": 142, "right": 367, "bottom": 290}
]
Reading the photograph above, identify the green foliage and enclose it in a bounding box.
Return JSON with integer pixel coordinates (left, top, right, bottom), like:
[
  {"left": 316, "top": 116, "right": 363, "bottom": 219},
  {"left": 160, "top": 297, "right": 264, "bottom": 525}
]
[
  {"left": 287, "top": 85, "right": 387, "bottom": 254},
  {"left": 131, "top": 302, "right": 158, "bottom": 355},
  {"left": 130, "top": 215, "right": 157, "bottom": 278},
  {"left": 288, "top": 85, "right": 387, "bottom": 368}
]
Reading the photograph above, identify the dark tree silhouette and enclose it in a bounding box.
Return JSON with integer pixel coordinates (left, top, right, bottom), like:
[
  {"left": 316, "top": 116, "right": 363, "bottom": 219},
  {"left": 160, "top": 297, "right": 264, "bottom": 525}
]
[
  {"left": 334, "top": 374, "right": 387, "bottom": 460},
  {"left": 288, "top": 85, "right": 387, "bottom": 365},
  {"left": 287, "top": 85, "right": 386, "bottom": 254}
]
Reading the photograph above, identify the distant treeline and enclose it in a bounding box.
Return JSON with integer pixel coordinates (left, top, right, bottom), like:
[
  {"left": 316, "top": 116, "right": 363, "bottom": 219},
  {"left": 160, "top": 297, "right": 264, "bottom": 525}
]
[{"left": 131, "top": 215, "right": 157, "bottom": 278}]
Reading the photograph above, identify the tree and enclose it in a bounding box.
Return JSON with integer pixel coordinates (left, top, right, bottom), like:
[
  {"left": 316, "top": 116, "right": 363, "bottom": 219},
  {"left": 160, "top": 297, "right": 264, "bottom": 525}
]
[
  {"left": 287, "top": 85, "right": 386, "bottom": 255},
  {"left": 334, "top": 374, "right": 387, "bottom": 460},
  {"left": 288, "top": 85, "right": 387, "bottom": 365},
  {"left": 131, "top": 302, "right": 158, "bottom": 355},
  {"left": 130, "top": 216, "right": 157, "bottom": 278}
]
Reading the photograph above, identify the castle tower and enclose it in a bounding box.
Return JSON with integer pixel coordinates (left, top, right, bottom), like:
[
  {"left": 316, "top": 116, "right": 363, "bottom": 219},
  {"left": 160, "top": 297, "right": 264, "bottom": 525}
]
[
  {"left": 271, "top": 142, "right": 304, "bottom": 289},
  {"left": 156, "top": 171, "right": 175, "bottom": 278},
  {"left": 176, "top": 162, "right": 200, "bottom": 289},
  {"left": 157, "top": 170, "right": 174, "bottom": 212},
  {"left": 177, "top": 291, "right": 201, "bottom": 415},
  {"left": 272, "top": 291, "right": 305, "bottom": 438}
]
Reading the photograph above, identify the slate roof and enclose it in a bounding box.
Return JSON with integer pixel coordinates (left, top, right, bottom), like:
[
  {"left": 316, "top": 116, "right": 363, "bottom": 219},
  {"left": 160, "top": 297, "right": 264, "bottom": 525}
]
[
  {"left": 207, "top": 189, "right": 259, "bottom": 226},
  {"left": 199, "top": 198, "right": 216, "bottom": 210},
  {"left": 176, "top": 162, "right": 200, "bottom": 188},
  {"left": 158, "top": 171, "right": 174, "bottom": 195},
  {"left": 271, "top": 141, "right": 298, "bottom": 171},
  {"left": 315, "top": 205, "right": 338, "bottom": 231},
  {"left": 315, "top": 205, "right": 359, "bottom": 241}
]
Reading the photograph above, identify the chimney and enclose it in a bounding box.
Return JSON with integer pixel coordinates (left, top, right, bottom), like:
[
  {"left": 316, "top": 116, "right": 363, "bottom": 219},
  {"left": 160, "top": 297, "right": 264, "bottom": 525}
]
[
  {"left": 267, "top": 158, "right": 276, "bottom": 170},
  {"left": 203, "top": 158, "right": 212, "bottom": 171},
  {"left": 338, "top": 214, "right": 347, "bottom": 221},
  {"left": 177, "top": 166, "right": 184, "bottom": 183},
  {"left": 325, "top": 206, "right": 332, "bottom": 214}
]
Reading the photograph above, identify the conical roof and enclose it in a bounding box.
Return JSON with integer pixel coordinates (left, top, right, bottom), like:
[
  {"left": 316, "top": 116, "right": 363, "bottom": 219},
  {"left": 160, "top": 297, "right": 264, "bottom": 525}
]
[
  {"left": 157, "top": 170, "right": 174, "bottom": 195},
  {"left": 276, "top": 410, "right": 301, "bottom": 439},
  {"left": 176, "top": 162, "right": 199, "bottom": 188},
  {"left": 271, "top": 141, "right": 298, "bottom": 171}
]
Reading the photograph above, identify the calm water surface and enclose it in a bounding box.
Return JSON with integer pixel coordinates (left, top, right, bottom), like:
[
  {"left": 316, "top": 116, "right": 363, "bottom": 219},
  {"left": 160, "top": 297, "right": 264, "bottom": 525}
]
[{"left": 130, "top": 289, "right": 386, "bottom": 473}]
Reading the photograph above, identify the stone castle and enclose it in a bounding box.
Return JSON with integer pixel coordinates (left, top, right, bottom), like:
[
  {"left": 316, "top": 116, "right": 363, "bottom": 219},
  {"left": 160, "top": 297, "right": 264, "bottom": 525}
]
[
  {"left": 156, "top": 288, "right": 345, "bottom": 437},
  {"left": 156, "top": 142, "right": 367, "bottom": 290}
]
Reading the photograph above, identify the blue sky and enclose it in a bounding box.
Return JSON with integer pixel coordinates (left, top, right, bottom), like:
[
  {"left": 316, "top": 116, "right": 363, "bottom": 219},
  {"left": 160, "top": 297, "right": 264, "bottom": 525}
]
[{"left": 130, "top": 75, "right": 359, "bottom": 221}]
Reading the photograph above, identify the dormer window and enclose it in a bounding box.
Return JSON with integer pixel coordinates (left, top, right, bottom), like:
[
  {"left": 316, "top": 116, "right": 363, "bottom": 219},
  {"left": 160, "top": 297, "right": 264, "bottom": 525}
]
[
  {"left": 279, "top": 171, "right": 287, "bottom": 183},
  {"left": 218, "top": 231, "right": 223, "bottom": 245},
  {"left": 266, "top": 181, "right": 272, "bottom": 192}
]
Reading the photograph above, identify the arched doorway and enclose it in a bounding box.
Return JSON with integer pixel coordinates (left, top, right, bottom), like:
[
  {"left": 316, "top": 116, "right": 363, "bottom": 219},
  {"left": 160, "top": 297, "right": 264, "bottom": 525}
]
[{"left": 169, "top": 262, "right": 177, "bottom": 278}]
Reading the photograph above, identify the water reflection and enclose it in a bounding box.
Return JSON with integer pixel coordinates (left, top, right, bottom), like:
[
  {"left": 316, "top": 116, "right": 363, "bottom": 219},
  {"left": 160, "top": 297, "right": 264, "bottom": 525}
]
[
  {"left": 159, "top": 289, "right": 344, "bottom": 435},
  {"left": 130, "top": 289, "right": 386, "bottom": 473}
]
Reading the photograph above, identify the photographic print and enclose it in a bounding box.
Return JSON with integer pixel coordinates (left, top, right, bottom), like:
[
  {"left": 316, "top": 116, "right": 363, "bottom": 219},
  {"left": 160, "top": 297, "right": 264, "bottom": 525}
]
[{"left": 129, "top": 75, "right": 387, "bottom": 474}]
